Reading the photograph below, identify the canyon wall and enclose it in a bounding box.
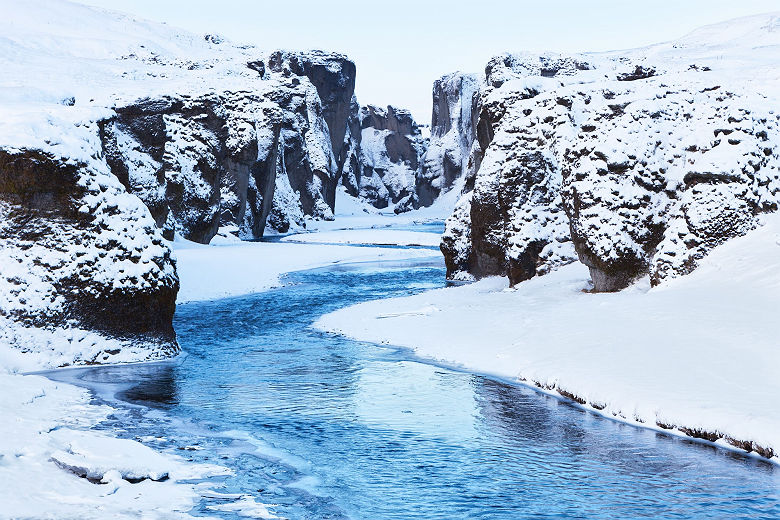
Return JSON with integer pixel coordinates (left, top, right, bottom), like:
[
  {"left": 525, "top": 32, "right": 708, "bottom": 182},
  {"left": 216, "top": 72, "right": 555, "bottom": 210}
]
[
  {"left": 0, "top": 1, "right": 436, "bottom": 365},
  {"left": 342, "top": 104, "right": 428, "bottom": 212},
  {"left": 441, "top": 47, "right": 780, "bottom": 290}
]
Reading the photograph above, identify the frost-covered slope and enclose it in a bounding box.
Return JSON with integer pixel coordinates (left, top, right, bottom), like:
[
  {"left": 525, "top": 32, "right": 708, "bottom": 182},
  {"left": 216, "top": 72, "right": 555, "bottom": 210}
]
[{"left": 440, "top": 13, "right": 780, "bottom": 290}]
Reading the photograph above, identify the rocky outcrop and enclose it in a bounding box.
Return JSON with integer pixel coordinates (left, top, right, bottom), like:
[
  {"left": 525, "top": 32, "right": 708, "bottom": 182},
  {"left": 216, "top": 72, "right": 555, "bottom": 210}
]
[
  {"left": 441, "top": 51, "right": 780, "bottom": 290},
  {"left": 101, "top": 51, "right": 358, "bottom": 241},
  {"left": 2, "top": 0, "right": 439, "bottom": 366},
  {"left": 340, "top": 104, "right": 428, "bottom": 212},
  {"left": 0, "top": 146, "right": 179, "bottom": 363},
  {"left": 268, "top": 50, "right": 356, "bottom": 169},
  {"left": 101, "top": 94, "right": 282, "bottom": 242},
  {"left": 419, "top": 72, "right": 479, "bottom": 206},
  {"left": 562, "top": 85, "right": 780, "bottom": 290}
]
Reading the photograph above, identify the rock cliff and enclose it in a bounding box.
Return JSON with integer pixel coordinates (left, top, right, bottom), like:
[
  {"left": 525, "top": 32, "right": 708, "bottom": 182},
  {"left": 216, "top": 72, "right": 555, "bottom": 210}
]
[
  {"left": 101, "top": 51, "right": 357, "bottom": 242},
  {"left": 0, "top": 113, "right": 179, "bottom": 366},
  {"left": 0, "top": 0, "right": 448, "bottom": 365},
  {"left": 419, "top": 72, "right": 479, "bottom": 206},
  {"left": 0, "top": 1, "right": 389, "bottom": 365},
  {"left": 440, "top": 18, "right": 780, "bottom": 290},
  {"left": 343, "top": 104, "right": 428, "bottom": 212}
]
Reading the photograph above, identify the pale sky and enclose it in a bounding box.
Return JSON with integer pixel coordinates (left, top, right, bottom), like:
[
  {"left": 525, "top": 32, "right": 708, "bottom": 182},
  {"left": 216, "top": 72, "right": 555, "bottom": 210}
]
[{"left": 80, "top": 0, "right": 780, "bottom": 123}]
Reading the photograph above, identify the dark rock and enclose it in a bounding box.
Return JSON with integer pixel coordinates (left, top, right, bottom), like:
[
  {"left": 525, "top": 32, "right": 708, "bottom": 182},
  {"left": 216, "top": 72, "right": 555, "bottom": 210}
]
[
  {"left": 0, "top": 149, "right": 178, "bottom": 352},
  {"left": 419, "top": 72, "right": 479, "bottom": 206},
  {"left": 349, "top": 104, "right": 427, "bottom": 211},
  {"left": 101, "top": 94, "right": 282, "bottom": 243},
  {"left": 616, "top": 65, "right": 656, "bottom": 82},
  {"left": 440, "top": 51, "right": 780, "bottom": 290},
  {"left": 247, "top": 60, "right": 265, "bottom": 77},
  {"left": 338, "top": 96, "right": 362, "bottom": 197},
  {"left": 267, "top": 50, "right": 356, "bottom": 182}
]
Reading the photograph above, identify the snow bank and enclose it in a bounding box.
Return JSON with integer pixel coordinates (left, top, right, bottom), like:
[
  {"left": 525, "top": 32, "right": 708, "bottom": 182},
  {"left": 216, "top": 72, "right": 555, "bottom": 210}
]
[
  {"left": 174, "top": 239, "right": 440, "bottom": 303},
  {"left": 0, "top": 372, "right": 232, "bottom": 519},
  {"left": 280, "top": 229, "right": 440, "bottom": 247},
  {"left": 316, "top": 213, "right": 780, "bottom": 461}
]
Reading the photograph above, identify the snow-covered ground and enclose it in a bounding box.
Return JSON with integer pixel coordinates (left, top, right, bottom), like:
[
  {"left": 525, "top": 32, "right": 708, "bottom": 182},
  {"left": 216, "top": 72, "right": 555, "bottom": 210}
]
[
  {"left": 299, "top": 186, "right": 457, "bottom": 233},
  {"left": 280, "top": 229, "right": 440, "bottom": 247},
  {"left": 316, "top": 213, "right": 780, "bottom": 462},
  {"left": 0, "top": 372, "right": 236, "bottom": 519}
]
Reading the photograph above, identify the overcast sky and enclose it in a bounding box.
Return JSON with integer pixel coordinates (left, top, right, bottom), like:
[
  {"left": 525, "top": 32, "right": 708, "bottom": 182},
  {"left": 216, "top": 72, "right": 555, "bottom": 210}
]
[{"left": 80, "top": 0, "right": 779, "bottom": 123}]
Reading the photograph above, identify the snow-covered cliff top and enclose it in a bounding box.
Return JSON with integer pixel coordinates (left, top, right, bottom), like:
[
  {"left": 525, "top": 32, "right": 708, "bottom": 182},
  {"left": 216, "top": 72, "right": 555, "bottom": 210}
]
[{"left": 487, "top": 12, "right": 780, "bottom": 94}]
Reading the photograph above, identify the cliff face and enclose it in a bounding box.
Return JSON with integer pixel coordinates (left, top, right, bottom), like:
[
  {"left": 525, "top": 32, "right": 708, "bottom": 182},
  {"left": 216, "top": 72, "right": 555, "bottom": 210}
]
[
  {"left": 440, "top": 21, "right": 780, "bottom": 290},
  {"left": 0, "top": 0, "right": 442, "bottom": 365},
  {"left": 0, "top": 123, "right": 179, "bottom": 366},
  {"left": 0, "top": 1, "right": 371, "bottom": 365},
  {"left": 419, "top": 72, "right": 479, "bottom": 206},
  {"left": 101, "top": 51, "right": 357, "bottom": 242},
  {"left": 349, "top": 105, "right": 428, "bottom": 212}
]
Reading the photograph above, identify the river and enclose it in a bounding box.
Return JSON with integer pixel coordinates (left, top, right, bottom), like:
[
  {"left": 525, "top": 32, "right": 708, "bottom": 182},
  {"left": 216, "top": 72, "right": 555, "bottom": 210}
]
[{"left": 46, "top": 249, "right": 780, "bottom": 519}]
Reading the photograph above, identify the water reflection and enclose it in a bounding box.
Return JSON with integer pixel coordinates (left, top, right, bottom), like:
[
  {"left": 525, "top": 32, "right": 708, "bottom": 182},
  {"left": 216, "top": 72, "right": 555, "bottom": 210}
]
[
  {"left": 119, "top": 364, "right": 179, "bottom": 406},
  {"left": 353, "top": 361, "right": 479, "bottom": 441}
]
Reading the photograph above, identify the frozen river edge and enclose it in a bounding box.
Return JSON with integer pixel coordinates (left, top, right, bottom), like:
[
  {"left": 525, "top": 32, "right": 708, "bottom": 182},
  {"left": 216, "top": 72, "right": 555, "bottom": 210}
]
[
  {"left": 315, "top": 219, "right": 780, "bottom": 465},
  {"left": 0, "top": 237, "right": 441, "bottom": 519}
]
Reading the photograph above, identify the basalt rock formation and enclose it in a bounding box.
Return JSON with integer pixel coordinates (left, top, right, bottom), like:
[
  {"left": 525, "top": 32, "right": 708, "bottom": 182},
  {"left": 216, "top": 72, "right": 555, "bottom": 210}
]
[
  {"left": 344, "top": 104, "right": 428, "bottom": 212},
  {"left": 0, "top": 145, "right": 179, "bottom": 364},
  {"left": 101, "top": 51, "right": 357, "bottom": 242},
  {"left": 1, "top": 0, "right": 440, "bottom": 365},
  {"left": 419, "top": 72, "right": 479, "bottom": 206},
  {"left": 441, "top": 40, "right": 780, "bottom": 290}
]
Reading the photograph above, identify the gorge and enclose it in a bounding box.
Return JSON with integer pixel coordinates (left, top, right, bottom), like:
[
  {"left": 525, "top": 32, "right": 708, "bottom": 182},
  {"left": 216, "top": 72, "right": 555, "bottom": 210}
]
[{"left": 1, "top": 1, "right": 779, "bottom": 518}]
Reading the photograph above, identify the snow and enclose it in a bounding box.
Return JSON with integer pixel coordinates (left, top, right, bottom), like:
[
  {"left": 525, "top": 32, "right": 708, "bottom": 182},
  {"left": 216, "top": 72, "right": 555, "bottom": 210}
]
[
  {"left": 316, "top": 213, "right": 780, "bottom": 462},
  {"left": 174, "top": 239, "right": 440, "bottom": 303},
  {"left": 280, "top": 229, "right": 440, "bottom": 247},
  {"left": 0, "top": 371, "right": 232, "bottom": 519},
  {"left": 449, "top": 25, "right": 780, "bottom": 283},
  {"left": 303, "top": 185, "right": 456, "bottom": 233},
  {"left": 207, "top": 496, "right": 280, "bottom": 518}
]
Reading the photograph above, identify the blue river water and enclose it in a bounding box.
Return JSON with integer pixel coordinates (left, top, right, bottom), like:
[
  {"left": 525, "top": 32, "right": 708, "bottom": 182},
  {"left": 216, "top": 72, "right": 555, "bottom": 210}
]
[{"left": 49, "top": 253, "right": 780, "bottom": 519}]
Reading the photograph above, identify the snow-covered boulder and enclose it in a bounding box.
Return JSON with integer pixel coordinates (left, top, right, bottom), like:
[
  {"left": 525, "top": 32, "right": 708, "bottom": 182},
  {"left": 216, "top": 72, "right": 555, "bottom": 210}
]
[{"left": 441, "top": 15, "right": 780, "bottom": 290}]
